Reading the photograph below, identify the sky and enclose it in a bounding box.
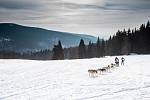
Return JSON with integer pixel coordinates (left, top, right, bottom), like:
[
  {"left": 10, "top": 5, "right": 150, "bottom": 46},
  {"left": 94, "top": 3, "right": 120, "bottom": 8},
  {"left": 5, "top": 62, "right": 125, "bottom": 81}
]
[{"left": 0, "top": 0, "right": 150, "bottom": 39}]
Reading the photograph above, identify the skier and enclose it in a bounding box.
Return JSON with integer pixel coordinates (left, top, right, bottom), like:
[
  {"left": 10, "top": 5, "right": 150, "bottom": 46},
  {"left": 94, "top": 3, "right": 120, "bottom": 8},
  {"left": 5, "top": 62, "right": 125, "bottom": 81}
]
[
  {"left": 121, "top": 57, "right": 125, "bottom": 65},
  {"left": 115, "top": 57, "right": 119, "bottom": 67}
]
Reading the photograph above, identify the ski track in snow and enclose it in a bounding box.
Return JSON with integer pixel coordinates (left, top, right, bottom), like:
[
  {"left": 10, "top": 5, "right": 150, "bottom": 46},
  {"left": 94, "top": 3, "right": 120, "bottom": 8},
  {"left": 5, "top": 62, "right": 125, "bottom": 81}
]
[{"left": 0, "top": 55, "right": 150, "bottom": 100}]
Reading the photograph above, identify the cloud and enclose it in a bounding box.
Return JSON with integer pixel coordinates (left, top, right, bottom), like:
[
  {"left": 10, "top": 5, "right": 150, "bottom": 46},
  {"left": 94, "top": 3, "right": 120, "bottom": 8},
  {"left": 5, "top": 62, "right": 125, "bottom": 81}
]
[
  {"left": 61, "top": 0, "right": 150, "bottom": 11},
  {"left": 0, "top": 0, "right": 150, "bottom": 39},
  {"left": 104, "top": 0, "right": 150, "bottom": 11},
  {"left": 0, "top": 0, "right": 41, "bottom": 10}
]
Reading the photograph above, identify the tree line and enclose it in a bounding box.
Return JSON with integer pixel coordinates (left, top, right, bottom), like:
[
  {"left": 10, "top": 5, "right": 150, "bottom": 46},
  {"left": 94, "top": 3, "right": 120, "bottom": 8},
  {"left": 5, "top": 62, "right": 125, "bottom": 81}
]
[{"left": 0, "top": 21, "right": 150, "bottom": 60}]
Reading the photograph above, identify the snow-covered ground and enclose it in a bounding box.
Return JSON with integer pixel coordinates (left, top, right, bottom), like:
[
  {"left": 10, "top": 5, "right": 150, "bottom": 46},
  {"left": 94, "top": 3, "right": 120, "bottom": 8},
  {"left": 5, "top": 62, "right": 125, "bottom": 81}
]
[{"left": 0, "top": 55, "right": 150, "bottom": 100}]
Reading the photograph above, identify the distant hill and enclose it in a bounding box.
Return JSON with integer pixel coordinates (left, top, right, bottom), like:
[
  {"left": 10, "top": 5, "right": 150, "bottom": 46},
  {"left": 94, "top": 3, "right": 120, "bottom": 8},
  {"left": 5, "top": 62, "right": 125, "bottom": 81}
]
[{"left": 0, "top": 23, "right": 97, "bottom": 52}]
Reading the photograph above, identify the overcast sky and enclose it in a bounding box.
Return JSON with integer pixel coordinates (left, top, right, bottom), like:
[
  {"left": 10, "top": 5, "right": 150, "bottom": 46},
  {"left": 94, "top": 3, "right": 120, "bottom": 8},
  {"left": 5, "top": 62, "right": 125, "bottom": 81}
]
[{"left": 0, "top": 0, "right": 150, "bottom": 38}]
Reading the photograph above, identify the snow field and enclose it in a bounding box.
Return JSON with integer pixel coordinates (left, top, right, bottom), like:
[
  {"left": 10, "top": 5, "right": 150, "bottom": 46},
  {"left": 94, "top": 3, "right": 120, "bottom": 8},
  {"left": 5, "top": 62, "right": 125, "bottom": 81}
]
[{"left": 0, "top": 55, "right": 150, "bottom": 100}]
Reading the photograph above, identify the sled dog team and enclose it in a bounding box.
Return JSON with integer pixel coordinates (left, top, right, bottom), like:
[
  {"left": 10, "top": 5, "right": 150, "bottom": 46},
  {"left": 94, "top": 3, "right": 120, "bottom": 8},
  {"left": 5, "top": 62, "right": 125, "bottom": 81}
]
[
  {"left": 88, "top": 63, "right": 115, "bottom": 77},
  {"left": 88, "top": 57, "right": 125, "bottom": 77}
]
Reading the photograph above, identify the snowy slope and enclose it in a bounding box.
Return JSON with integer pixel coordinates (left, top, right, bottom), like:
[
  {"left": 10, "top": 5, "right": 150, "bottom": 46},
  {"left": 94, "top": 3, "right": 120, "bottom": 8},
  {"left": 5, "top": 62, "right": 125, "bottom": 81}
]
[{"left": 0, "top": 55, "right": 150, "bottom": 100}]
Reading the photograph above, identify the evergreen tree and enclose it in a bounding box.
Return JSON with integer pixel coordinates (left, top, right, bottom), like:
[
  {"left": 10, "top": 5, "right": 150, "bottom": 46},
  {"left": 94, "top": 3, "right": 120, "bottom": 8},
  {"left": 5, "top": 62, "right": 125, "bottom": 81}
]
[
  {"left": 58, "top": 41, "right": 64, "bottom": 60},
  {"left": 96, "top": 37, "right": 101, "bottom": 57},
  {"left": 101, "top": 39, "right": 105, "bottom": 57},
  {"left": 87, "top": 41, "right": 92, "bottom": 58},
  {"left": 52, "top": 41, "right": 64, "bottom": 60},
  {"left": 78, "top": 39, "right": 86, "bottom": 59},
  {"left": 146, "top": 21, "right": 150, "bottom": 28}
]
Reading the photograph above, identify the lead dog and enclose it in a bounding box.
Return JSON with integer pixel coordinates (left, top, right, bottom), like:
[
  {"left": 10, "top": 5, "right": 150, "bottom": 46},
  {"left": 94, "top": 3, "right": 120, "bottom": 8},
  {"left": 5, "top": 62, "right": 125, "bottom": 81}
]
[{"left": 111, "top": 63, "right": 115, "bottom": 68}]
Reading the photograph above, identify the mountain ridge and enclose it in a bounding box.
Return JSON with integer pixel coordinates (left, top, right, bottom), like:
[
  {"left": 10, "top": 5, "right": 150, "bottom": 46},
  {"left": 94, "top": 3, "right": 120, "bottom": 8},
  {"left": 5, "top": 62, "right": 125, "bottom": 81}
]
[{"left": 0, "top": 23, "right": 97, "bottom": 52}]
